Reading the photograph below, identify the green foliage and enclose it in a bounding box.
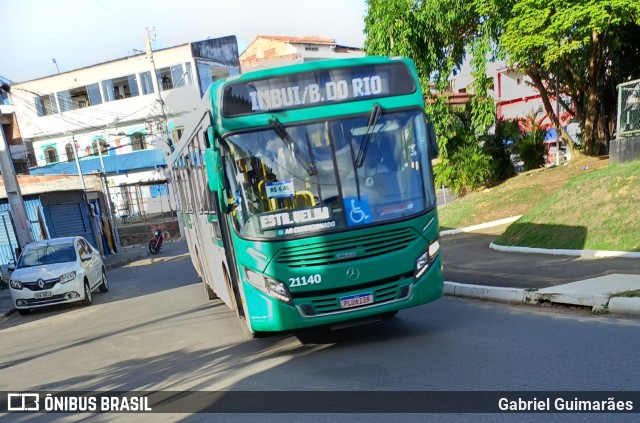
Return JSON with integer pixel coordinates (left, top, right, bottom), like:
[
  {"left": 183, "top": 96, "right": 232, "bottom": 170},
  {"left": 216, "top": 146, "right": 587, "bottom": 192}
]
[
  {"left": 481, "top": 119, "right": 519, "bottom": 182},
  {"left": 517, "top": 130, "right": 546, "bottom": 171},
  {"left": 433, "top": 104, "right": 492, "bottom": 195},
  {"left": 365, "top": 0, "right": 498, "bottom": 197},
  {"left": 364, "top": 0, "right": 476, "bottom": 90},
  {"left": 445, "top": 144, "right": 491, "bottom": 196}
]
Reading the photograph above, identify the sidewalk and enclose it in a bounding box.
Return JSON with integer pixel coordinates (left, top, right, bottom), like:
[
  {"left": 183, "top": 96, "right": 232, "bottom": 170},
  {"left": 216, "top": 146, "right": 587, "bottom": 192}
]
[
  {"left": 0, "top": 240, "right": 182, "bottom": 320},
  {"left": 440, "top": 218, "right": 640, "bottom": 316}
]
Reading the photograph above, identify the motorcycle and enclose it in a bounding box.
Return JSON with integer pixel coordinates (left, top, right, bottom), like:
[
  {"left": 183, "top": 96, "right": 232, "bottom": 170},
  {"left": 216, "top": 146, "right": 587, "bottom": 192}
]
[{"left": 148, "top": 228, "right": 166, "bottom": 255}]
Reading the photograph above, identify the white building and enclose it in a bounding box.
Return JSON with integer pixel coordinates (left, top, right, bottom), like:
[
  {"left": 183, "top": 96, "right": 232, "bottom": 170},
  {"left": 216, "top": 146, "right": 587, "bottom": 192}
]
[{"left": 10, "top": 36, "right": 240, "bottom": 221}]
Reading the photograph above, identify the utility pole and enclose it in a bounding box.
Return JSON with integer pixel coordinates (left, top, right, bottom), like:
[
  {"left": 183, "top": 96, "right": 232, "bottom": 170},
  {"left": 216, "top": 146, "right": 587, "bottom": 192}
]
[
  {"left": 0, "top": 108, "right": 34, "bottom": 253},
  {"left": 72, "top": 136, "right": 106, "bottom": 255},
  {"left": 97, "top": 142, "right": 121, "bottom": 252},
  {"left": 145, "top": 27, "right": 184, "bottom": 238},
  {"left": 72, "top": 134, "right": 88, "bottom": 196},
  {"left": 145, "top": 28, "right": 166, "bottom": 124},
  {"left": 145, "top": 27, "right": 175, "bottom": 154}
]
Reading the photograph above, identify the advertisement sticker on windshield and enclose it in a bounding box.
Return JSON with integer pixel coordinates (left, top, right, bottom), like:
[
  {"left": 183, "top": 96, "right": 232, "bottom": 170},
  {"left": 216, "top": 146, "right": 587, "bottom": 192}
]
[
  {"left": 266, "top": 179, "right": 295, "bottom": 199},
  {"left": 260, "top": 206, "right": 331, "bottom": 232}
]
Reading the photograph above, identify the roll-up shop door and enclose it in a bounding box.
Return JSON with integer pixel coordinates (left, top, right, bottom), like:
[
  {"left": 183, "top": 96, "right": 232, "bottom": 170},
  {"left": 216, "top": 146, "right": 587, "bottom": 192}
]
[{"left": 41, "top": 192, "right": 97, "bottom": 248}]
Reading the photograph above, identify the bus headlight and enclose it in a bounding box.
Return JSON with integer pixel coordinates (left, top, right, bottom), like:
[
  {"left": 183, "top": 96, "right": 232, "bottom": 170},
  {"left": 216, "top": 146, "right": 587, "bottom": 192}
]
[
  {"left": 415, "top": 239, "right": 440, "bottom": 280},
  {"left": 245, "top": 269, "right": 294, "bottom": 306}
]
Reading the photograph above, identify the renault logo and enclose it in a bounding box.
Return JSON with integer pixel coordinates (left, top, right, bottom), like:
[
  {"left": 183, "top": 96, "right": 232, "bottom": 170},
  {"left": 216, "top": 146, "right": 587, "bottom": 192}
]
[
  {"left": 346, "top": 267, "right": 360, "bottom": 280},
  {"left": 37, "top": 279, "right": 45, "bottom": 289}
]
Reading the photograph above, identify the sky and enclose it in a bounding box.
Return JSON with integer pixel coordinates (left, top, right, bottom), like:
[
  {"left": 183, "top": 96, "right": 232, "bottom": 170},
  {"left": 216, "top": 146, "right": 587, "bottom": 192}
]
[{"left": 1, "top": 0, "right": 368, "bottom": 83}]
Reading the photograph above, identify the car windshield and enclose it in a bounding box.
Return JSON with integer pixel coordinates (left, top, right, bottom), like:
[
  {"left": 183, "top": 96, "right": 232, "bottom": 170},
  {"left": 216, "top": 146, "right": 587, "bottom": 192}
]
[
  {"left": 17, "top": 243, "right": 77, "bottom": 268},
  {"left": 222, "top": 109, "right": 437, "bottom": 239}
]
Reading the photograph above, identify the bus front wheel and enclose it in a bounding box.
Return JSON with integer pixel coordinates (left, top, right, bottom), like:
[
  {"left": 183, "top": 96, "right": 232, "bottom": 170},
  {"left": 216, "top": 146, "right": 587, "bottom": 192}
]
[{"left": 224, "top": 266, "right": 263, "bottom": 339}]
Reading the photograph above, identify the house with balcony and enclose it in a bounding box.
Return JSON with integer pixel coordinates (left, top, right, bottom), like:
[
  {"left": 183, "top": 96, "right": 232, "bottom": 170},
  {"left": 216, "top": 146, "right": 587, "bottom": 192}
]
[
  {"left": 10, "top": 36, "right": 240, "bottom": 223},
  {"left": 239, "top": 35, "right": 364, "bottom": 70}
]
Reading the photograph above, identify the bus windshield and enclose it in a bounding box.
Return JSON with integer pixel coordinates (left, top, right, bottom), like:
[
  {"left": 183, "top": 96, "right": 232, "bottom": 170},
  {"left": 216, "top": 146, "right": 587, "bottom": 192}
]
[{"left": 223, "top": 110, "right": 436, "bottom": 238}]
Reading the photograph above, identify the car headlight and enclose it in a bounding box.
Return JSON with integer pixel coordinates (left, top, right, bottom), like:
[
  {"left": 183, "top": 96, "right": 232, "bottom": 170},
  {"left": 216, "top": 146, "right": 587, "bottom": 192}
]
[
  {"left": 415, "top": 238, "right": 440, "bottom": 280},
  {"left": 59, "top": 271, "right": 77, "bottom": 284},
  {"left": 9, "top": 279, "right": 23, "bottom": 290},
  {"left": 244, "top": 268, "right": 293, "bottom": 305}
]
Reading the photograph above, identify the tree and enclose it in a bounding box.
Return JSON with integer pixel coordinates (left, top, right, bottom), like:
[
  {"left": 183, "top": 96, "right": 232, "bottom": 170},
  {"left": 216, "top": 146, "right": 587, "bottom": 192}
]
[
  {"left": 365, "top": 0, "right": 496, "bottom": 194},
  {"left": 365, "top": 0, "right": 640, "bottom": 160},
  {"left": 501, "top": 0, "right": 640, "bottom": 155}
]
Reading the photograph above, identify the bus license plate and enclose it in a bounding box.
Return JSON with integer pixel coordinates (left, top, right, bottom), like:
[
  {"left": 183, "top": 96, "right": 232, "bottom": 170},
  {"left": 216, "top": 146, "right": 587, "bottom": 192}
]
[
  {"left": 34, "top": 291, "right": 52, "bottom": 299},
  {"left": 340, "top": 293, "right": 373, "bottom": 309}
]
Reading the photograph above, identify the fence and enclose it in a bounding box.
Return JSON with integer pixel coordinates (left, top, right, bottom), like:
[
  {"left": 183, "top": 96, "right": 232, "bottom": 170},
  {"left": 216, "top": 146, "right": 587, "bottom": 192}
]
[{"left": 617, "top": 79, "right": 640, "bottom": 138}]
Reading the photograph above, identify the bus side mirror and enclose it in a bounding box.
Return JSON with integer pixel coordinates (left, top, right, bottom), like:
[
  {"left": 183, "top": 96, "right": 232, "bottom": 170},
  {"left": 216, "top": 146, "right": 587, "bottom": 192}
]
[
  {"left": 427, "top": 121, "right": 439, "bottom": 158},
  {"left": 204, "top": 148, "right": 221, "bottom": 192}
]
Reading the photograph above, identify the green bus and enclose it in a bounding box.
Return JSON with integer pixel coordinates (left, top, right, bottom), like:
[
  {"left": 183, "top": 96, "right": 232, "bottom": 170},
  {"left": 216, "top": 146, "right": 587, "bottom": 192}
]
[{"left": 170, "top": 56, "right": 443, "bottom": 336}]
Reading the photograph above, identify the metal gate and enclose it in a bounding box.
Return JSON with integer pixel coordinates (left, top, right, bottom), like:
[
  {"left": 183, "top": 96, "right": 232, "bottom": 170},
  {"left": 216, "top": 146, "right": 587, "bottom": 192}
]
[{"left": 0, "top": 198, "right": 49, "bottom": 265}]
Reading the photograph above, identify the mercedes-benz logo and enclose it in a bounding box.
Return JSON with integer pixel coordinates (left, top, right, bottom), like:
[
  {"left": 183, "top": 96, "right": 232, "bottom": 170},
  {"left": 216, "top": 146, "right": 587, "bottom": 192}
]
[
  {"left": 37, "top": 279, "right": 45, "bottom": 289},
  {"left": 346, "top": 267, "right": 360, "bottom": 280}
]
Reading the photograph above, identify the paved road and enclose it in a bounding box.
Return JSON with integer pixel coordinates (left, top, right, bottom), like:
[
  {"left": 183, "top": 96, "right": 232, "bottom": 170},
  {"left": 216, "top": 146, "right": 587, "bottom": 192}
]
[
  {"left": 1, "top": 246, "right": 639, "bottom": 422},
  {"left": 441, "top": 224, "right": 640, "bottom": 289}
]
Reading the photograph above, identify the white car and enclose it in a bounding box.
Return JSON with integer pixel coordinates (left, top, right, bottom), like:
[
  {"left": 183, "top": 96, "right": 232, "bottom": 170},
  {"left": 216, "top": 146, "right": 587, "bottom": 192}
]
[{"left": 8, "top": 236, "right": 108, "bottom": 315}]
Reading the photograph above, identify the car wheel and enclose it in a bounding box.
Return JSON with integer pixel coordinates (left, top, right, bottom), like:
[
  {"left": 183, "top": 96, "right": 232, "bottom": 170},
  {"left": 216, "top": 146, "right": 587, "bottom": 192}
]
[
  {"left": 17, "top": 308, "right": 30, "bottom": 315},
  {"left": 82, "top": 280, "right": 93, "bottom": 306},
  {"left": 98, "top": 269, "right": 109, "bottom": 293}
]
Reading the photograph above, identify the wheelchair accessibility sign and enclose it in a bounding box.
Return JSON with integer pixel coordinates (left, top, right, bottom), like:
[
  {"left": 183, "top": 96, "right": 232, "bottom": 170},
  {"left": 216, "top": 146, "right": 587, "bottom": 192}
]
[{"left": 344, "top": 196, "right": 373, "bottom": 226}]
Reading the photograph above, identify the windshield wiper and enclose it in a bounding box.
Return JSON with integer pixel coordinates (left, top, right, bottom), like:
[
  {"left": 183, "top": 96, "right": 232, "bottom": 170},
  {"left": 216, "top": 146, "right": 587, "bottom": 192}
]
[
  {"left": 269, "top": 118, "right": 318, "bottom": 176},
  {"left": 354, "top": 103, "right": 383, "bottom": 168}
]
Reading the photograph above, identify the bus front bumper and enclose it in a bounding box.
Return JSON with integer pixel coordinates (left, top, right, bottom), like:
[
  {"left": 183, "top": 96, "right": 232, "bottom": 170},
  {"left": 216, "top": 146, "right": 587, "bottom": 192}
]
[{"left": 245, "top": 256, "right": 444, "bottom": 332}]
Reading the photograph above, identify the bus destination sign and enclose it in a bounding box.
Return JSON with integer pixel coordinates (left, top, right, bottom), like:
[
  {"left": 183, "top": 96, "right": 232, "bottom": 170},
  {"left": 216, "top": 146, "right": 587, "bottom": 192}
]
[{"left": 222, "top": 62, "right": 415, "bottom": 116}]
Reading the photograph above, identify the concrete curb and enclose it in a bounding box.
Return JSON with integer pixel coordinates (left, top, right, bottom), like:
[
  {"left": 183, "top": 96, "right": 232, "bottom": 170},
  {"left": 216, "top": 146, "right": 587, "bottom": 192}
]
[
  {"left": 440, "top": 216, "right": 522, "bottom": 236},
  {"left": 489, "top": 242, "right": 640, "bottom": 259},
  {"left": 444, "top": 281, "right": 535, "bottom": 304},
  {"left": 104, "top": 252, "right": 149, "bottom": 271},
  {"left": 1, "top": 292, "right": 15, "bottom": 318},
  {"left": 444, "top": 281, "right": 640, "bottom": 316},
  {"left": 608, "top": 297, "right": 640, "bottom": 316}
]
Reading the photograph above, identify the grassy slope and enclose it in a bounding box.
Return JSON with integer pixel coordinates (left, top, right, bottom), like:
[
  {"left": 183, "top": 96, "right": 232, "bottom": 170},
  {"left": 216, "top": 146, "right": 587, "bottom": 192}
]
[{"left": 438, "top": 157, "right": 640, "bottom": 252}]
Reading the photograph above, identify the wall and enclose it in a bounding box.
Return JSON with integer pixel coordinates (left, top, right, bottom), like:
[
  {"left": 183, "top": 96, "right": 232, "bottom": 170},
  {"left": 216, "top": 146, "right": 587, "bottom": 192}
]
[{"left": 610, "top": 136, "right": 640, "bottom": 164}]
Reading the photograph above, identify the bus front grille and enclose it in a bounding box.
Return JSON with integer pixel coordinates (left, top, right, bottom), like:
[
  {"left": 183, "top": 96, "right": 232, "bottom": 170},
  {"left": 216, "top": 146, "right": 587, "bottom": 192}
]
[{"left": 276, "top": 228, "right": 418, "bottom": 267}]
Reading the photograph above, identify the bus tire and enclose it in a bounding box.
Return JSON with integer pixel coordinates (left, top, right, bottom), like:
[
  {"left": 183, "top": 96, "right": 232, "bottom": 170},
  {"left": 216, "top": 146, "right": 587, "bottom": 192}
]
[{"left": 224, "top": 266, "right": 260, "bottom": 339}]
